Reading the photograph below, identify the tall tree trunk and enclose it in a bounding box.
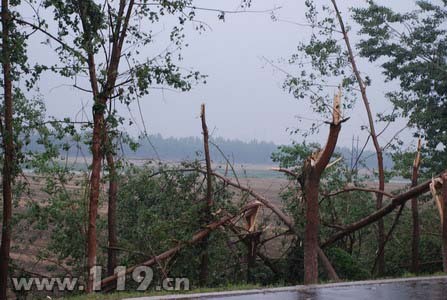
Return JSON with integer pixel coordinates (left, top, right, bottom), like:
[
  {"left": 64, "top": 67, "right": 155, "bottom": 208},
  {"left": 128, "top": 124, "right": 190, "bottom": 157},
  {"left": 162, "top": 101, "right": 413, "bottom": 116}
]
[
  {"left": 86, "top": 109, "right": 105, "bottom": 292},
  {"left": 106, "top": 151, "right": 118, "bottom": 277},
  {"left": 330, "top": 0, "right": 386, "bottom": 275},
  {"left": 411, "top": 138, "right": 422, "bottom": 273},
  {"left": 77, "top": 6, "right": 103, "bottom": 290},
  {"left": 303, "top": 170, "right": 320, "bottom": 284},
  {"left": 442, "top": 174, "right": 447, "bottom": 272},
  {"left": 199, "top": 104, "right": 213, "bottom": 286},
  {"left": 0, "top": 0, "right": 13, "bottom": 298},
  {"left": 76, "top": 0, "right": 133, "bottom": 292},
  {"left": 376, "top": 188, "right": 385, "bottom": 275},
  {"left": 411, "top": 197, "right": 420, "bottom": 273}
]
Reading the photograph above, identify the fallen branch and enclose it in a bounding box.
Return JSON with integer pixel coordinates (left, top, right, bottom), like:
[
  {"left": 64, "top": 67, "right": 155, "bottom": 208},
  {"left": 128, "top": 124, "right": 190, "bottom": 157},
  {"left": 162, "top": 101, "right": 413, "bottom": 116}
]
[
  {"left": 211, "top": 171, "right": 295, "bottom": 229},
  {"left": 322, "top": 173, "right": 445, "bottom": 248},
  {"left": 100, "top": 213, "right": 233, "bottom": 288}
]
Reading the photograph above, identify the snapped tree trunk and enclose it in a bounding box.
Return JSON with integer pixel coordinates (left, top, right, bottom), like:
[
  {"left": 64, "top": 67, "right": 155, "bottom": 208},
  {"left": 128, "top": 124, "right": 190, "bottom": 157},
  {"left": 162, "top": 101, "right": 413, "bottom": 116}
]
[
  {"left": 303, "top": 89, "right": 344, "bottom": 284},
  {"left": 0, "top": 0, "right": 13, "bottom": 298},
  {"left": 210, "top": 170, "right": 339, "bottom": 280},
  {"left": 411, "top": 138, "right": 422, "bottom": 273},
  {"left": 245, "top": 232, "right": 261, "bottom": 283},
  {"left": 199, "top": 104, "right": 213, "bottom": 286}
]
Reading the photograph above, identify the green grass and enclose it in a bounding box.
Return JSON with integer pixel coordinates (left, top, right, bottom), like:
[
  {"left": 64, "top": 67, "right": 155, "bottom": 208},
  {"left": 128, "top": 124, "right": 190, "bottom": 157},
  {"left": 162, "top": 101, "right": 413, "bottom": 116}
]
[{"left": 63, "top": 283, "right": 265, "bottom": 300}]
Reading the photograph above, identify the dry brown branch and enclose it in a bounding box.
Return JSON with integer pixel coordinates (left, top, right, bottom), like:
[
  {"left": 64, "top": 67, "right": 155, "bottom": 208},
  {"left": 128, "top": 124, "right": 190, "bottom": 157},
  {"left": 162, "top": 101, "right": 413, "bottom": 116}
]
[
  {"left": 411, "top": 137, "right": 422, "bottom": 273},
  {"left": 431, "top": 177, "right": 444, "bottom": 222},
  {"left": 210, "top": 171, "right": 295, "bottom": 229},
  {"left": 199, "top": 103, "right": 213, "bottom": 285}
]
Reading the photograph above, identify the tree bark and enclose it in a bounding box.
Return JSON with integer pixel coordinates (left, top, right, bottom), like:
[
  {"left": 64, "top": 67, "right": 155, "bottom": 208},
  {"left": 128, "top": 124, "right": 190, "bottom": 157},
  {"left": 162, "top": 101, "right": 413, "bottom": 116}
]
[
  {"left": 227, "top": 224, "right": 281, "bottom": 277},
  {"left": 86, "top": 108, "right": 104, "bottom": 292},
  {"left": 199, "top": 104, "right": 213, "bottom": 286},
  {"left": 0, "top": 0, "right": 13, "bottom": 298},
  {"left": 303, "top": 169, "right": 320, "bottom": 284}
]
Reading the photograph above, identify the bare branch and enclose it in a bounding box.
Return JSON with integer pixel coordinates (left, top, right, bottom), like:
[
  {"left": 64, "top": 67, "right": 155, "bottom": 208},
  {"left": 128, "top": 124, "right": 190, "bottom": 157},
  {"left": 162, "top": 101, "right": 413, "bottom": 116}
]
[
  {"left": 14, "top": 18, "right": 87, "bottom": 61},
  {"left": 324, "top": 187, "right": 393, "bottom": 199}
]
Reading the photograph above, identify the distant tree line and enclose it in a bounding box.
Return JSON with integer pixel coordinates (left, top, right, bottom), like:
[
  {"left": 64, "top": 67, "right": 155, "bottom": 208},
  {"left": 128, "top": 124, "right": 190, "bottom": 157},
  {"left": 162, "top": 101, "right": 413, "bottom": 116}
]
[{"left": 23, "top": 133, "right": 394, "bottom": 168}]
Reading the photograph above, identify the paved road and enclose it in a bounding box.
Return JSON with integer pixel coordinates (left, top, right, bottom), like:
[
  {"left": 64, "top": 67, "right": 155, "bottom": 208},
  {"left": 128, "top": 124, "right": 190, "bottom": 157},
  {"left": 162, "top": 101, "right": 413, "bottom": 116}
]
[
  {"left": 126, "top": 276, "right": 447, "bottom": 300},
  {"left": 209, "top": 278, "right": 447, "bottom": 300}
]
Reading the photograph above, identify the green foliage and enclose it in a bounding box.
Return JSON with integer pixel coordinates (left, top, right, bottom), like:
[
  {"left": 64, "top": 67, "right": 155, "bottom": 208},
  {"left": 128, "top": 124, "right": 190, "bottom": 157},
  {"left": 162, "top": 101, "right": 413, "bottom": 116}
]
[
  {"left": 116, "top": 162, "right": 246, "bottom": 287},
  {"left": 353, "top": 0, "right": 447, "bottom": 173},
  {"left": 326, "top": 248, "right": 369, "bottom": 280},
  {"left": 271, "top": 143, "right": 316, "bottom": 169},
  {"left": 283, "top": 0, "right": 358, "bottom": 138}
]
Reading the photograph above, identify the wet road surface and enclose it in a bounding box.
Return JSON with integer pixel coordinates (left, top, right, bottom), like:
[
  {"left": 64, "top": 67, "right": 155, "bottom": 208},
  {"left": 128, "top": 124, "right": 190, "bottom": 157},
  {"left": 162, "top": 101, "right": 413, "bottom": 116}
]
[
  {"left": 126, "top": 276, "right": 447, "bottom": 300},
  {"left": 206, "top": 277, "right": 447, "bottom": 300}
]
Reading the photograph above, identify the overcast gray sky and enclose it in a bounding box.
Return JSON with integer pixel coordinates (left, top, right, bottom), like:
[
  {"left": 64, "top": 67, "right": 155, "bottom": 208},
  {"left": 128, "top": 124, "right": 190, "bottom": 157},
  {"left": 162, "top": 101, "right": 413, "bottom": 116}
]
[{"left": 34, "top": 0, "right": 414, "bottom": 149}]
